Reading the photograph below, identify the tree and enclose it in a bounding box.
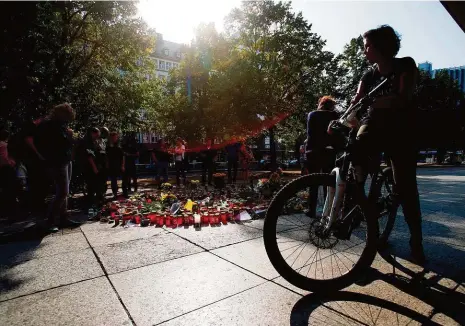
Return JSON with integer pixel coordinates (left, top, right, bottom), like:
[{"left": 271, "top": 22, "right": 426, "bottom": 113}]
[
  {"left": 337, "top": 36, "right": 371, "bottom": 106},
  {"left": 0, "top": 1, "right": 162, "bottom": 133}
]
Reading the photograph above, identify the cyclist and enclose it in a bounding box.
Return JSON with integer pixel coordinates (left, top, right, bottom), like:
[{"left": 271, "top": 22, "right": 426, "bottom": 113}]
[
  {"left": 306, "top": 96, "right": 339, "bottom": 218},
  {"left": 344, "top": 25, "right": 425, "bottom": 264}
]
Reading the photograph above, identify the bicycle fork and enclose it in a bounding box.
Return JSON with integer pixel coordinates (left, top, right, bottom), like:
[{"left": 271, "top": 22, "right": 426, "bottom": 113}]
[{"left": 322, "top": 167, "right": 346, "bottom": 230}]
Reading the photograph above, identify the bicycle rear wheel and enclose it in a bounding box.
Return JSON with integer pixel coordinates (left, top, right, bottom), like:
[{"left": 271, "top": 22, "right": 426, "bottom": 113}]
[{"left": 263, "top": 173, "right": 378, "bottom": 293}]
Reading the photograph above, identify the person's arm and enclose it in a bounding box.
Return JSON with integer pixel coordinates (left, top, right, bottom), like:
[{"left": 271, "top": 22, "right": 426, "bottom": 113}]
[
  {"left": 151, "top": 151, "right": 158, "bottom": 164},
  {"left": 88, "top": 156, "right": 98, "bottom": 175},
  {"left": 121, "top": 151, "right": 125, "bottom": 172},
  {"left": 25, "top": 137, "right": 45, "bottom": 161}
]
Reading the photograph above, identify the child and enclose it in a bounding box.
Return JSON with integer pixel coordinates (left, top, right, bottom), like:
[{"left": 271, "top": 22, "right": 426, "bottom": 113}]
[
  {"left": 174, "top": 138, "right": 186, "bottom": 186},
  {"left": 122, "top": 136, "right": 139, "bottom": 196},
  {"left": 106, "top": 132, "right": 125, "bottom": 198}
]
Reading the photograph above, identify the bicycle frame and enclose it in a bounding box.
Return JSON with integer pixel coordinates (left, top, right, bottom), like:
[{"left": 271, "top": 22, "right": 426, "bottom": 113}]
[{"left": 322, "top": 127, "right": 382, "bottom": 232}]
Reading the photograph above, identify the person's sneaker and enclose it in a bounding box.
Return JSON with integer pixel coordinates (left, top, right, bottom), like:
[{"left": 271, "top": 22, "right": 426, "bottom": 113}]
[{"left": 48, "top": 226, "right": 59, "bottom": 233}]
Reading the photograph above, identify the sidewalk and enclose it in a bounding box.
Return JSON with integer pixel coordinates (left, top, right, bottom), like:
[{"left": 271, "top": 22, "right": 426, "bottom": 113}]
[{"left": 0, "top": 167, "right": 464, "bottom": 325}]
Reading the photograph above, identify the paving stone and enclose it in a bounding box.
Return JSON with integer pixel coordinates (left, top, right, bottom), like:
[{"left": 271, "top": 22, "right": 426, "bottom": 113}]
[
  {"left": 0, "top": 232, "right": 89, "bottom": 265},
  {"left": 110, "top": 252, "right": 264, "bottom": 326},
  {"left": 95, "top": 232, "right": 204, "bottom": 274},
  {"left": 81, "top": 221, "right": 165, "bottom": 247},
  {"left": 0, "top": 277, "right": 131, "bottom": 326},
  {"left": 160, "top": 281, "right": 304, "bottom": 326},
  {"left": 0, "top": 248, "right": 103, "bottom": 301},
  {"left": 169, "top": 223, "right": 263, "bottom": 250},
  {"left": 212, "top": 237, "right": 278, "bottom": 279}
]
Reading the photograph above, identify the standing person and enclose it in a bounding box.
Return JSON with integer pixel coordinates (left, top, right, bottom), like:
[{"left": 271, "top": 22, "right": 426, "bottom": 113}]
[
  {"left": 0, "top": 128, "right": 20, "bottom": 218},
  {"left": 239, "top": 141, "right": 253, "bottom": 181},
  {"left": 78, "top": 128, "right": 101, "bottom": 209},
  {"left": 21, "top": 116, "right": 48, "bottom": 213},
  {"left": 200, "top": 139, "right": 216, "bottom": 186},
  {"left": 174, "top": 138, "right": 186, "bottom": 186},
  {"left": 225, "top": 138, "right": 240, "bottom": 184},
  {"left": 343, "top": 25, "right": 424, "bottom": 264},
  {"left": 34, "top": 103, "right": 76, "bottom": 232},
  {"left": 151, "top": 139, "right": 170, "bottom": 185},
  {"left": 306, "top": 96, "right": 340, "bottom": 220},
  {"left": 95, "top": 127, "right": 109, "bottom": 203},
  {"left": 122, "top": 135, "right": 139, "bottom": 197},
  {"left": 106, "top": 132, "right": 125, "bottom": 198}
]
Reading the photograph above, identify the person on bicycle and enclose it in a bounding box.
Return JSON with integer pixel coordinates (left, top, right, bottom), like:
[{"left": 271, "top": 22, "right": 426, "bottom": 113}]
[
  {"left": 345, "top": 25, "right": 425, "bottom": 264},
  {"left": 306, "top": 96, "right": 340, "bottom": 218}
]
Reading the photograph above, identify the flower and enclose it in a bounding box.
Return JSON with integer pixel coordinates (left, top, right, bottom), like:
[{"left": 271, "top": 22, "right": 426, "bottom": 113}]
[{"left": 213, "top": 173, "right": 226, "bottom": 178}]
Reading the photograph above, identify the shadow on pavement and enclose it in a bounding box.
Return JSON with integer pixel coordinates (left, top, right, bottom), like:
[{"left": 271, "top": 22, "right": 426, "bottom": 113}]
[
  {"left": 289, "top": 250, "right": 465, "bottom": 326},
  {"left": 290, "top": 289, "right": 443, "bottom": 325}
]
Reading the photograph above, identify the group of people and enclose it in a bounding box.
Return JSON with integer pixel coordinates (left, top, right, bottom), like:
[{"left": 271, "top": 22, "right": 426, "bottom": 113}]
[
  {"left": 0, "top": 103, "right": 140, "bottom": 232},
  {"left": 78, "top": 127, "right": 139, "bottom": 208},
  {"left": 302, "top": 24, "right": 425, "bottom": 264},
  {"left": 148, "top": 137, "right": 254, "bottom": 187}
]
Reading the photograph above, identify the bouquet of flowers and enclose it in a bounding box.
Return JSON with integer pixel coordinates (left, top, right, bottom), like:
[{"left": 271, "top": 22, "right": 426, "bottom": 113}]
[
  {"left": 161, "top": 183, "right": 173, "bottom": 191},
  {"left": 161, "top": 192, "right": 178, "bottom": 207}
]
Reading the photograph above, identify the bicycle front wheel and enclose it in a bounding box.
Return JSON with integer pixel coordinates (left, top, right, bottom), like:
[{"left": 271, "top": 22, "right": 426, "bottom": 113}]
[{"left": 263, "top": 173, "right": 378, "bottom": 293}]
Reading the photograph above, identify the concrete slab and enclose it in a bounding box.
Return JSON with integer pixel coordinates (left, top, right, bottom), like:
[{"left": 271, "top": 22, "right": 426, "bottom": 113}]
[
  {"left": 95, "top": 232, "right": 204, "bottom": 274},
  {"left": 81, "top": 222, "right": 164, "bottom": 247},
  {"left": 168, "top": 223, "right": 263, "bottom": 250},
  {"left": 0, "top": 277, "right": 131, "bottom": 326},
  {"left": 110, "top": 252, "right": 264, "bottom": 326},
  {"left": 0, "top": 232, "right": 89, "bottom": 266},
  {"left": 212, "top": 237, "right": 278, "bottom": 279},
  {"left": 160, "top": 281, "right": 303, "bottom": 326},
  {"left": 0, "top": 248, "right": 103, "bottom": 301}
]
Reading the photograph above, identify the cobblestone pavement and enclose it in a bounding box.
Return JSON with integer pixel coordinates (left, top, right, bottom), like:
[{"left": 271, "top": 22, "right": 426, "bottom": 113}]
[{"left": 0, "top": 167, "right": 464, "bottom": 325}]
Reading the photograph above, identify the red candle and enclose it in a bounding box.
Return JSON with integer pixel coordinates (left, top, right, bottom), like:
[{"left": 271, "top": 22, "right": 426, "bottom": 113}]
[
  {"left": 188, "top": 215, "right": 194, "bottom": 225},
  {"left": 171, "top": 216, "right": 177, "bottom": 227},
  {"left": 134, "top": 215, "right": 141, "bottom": 224},
  {"left": 111, "top": 211, "right": 116, "bottom": 218},
  {"left": 221, "top": 212, "right": 227, "bottom": 224},
  {"left": 165, "top": 216, "right": 171, "bottom": 227},
  {"left": 177, "top": 217, "right": 183, "bottom": 225},
  {"left": 209, "top": 215, "right": 215, "bottom": 225},
  {"left": 214, "top": 213, "right": 220, "bottom": 225},
  {"left": 156, "top": 217, "right": 164, "bottom": 227}
]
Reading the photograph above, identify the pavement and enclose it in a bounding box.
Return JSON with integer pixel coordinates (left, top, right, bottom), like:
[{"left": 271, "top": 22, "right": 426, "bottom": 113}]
[{"left": 0, "top": 167, "right": 464, "bottom": 325}]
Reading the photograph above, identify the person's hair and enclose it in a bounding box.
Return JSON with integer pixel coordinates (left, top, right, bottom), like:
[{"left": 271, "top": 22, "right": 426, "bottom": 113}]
[
  {"left": 49, "top": 103, "right": 75, "bottom": 122},
  {"left": 0, "top": 129, "right": 9, "bottom": 141},
  {"left": 318, "top": 96, "right": 336, "bottom": 111},
  {"left": 363, "top": 25, "right": 401, "bottom": 58},
  {"left": 87, "top": 127, "right": 100, "bottom": 138}
]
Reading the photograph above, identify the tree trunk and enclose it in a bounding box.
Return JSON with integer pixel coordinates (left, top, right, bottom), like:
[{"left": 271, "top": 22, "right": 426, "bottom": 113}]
[{"left": 269, "top": 126, "right": 277, "bottom": 171}]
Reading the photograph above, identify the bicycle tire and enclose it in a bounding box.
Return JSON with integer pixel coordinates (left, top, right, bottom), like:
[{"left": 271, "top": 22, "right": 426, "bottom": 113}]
[
  {"left": 376, "top": 167, "right": 398, "bottom": 249},
  {"left": 263, "top": 173, "right": 378, "bottom": 293}
]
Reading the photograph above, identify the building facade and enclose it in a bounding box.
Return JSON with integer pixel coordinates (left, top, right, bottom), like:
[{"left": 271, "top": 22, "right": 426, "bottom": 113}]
[
  {"left": 418, "top": 61, "right": 465, "bottom": 92},
  {"left": 151, "top": 33, "right": 186, "bottom": 81}
]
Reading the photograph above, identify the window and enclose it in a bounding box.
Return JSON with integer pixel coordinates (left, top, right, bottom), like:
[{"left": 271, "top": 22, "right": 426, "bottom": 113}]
[
  {"left": 166, "top": 62, "right": 172, "bottom": 70},
  {"left": 173, "top": 63, "right": 178, "bottom": 69},
  {"left": 176, "top": 51, "right": 181, "bottom": 58},
  {"left": 163, "top": 48, "right": 169, "bottom": 56},
  {"left": 159, "top": 60, "right": 165, "bottom": 70}
]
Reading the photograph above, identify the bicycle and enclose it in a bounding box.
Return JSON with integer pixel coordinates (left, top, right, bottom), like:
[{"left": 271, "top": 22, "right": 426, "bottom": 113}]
[{"left": 263, "top": 76, "right": 399, "bottom": 293}]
